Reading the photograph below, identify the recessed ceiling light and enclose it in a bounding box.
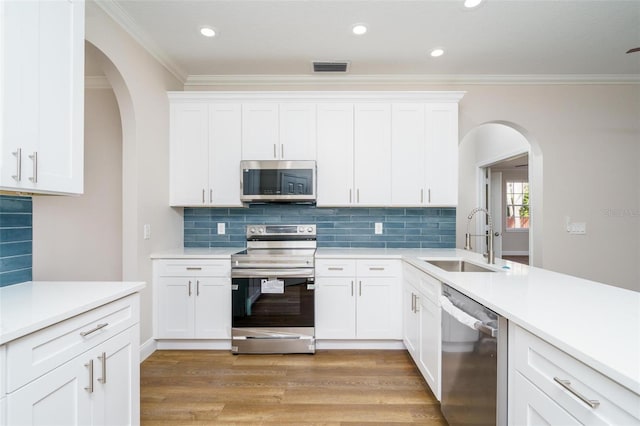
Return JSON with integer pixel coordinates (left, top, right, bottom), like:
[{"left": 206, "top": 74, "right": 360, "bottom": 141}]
[
  {"left": 352, "top": 24, "right": 367, "bottom": 35},
  {"left": 464, "top": 0, "right": 483, "bottom": 8},
  {"left": 200, "top": 26, "right": 216, "bottom": 37},
  {"left": 430, "top": 48, "right": 445, "bottom": 57}
]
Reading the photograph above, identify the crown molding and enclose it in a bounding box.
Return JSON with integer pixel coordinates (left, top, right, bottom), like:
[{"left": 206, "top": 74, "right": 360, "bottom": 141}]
[
  {"left": 168, "top": 90, "right": 467, "bottom": 102},
  {"left": 85, "top": 76, "right": 112, "bottom": 89},
  {"left": 184, "top": 73, "right": 640, "bottom": 87},
  {"left": 93, "top": 0, "right": 187, "bottom": 83}
]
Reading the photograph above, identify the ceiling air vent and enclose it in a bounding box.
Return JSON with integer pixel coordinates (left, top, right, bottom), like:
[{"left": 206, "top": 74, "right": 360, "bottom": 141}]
[{"left": 312, "top": 61, "right": 350, "bottom": 73}]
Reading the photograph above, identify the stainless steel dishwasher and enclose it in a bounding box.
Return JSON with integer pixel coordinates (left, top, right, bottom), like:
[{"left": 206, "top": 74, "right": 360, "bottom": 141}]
[{"left": 440, "top": 284, "right": 508, "bottom": 426}]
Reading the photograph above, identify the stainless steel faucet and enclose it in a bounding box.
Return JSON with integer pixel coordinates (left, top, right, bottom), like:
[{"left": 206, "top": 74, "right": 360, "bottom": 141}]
[{"left": 464, "top": 207, "right": 495, "bottom": 264}]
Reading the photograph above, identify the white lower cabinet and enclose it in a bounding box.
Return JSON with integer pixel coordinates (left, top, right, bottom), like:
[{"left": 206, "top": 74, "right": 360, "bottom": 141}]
[
  {"left": 509, "top": 324, "right": 640, "bottom": 425},
  {"left": 154, "top": 259, "right": 231, "bottom": 339},
  {"left": 315, "top": 258, "right": 402, "bottom": 340},
  {"left": 2, "top": 294, "right": 140, "bottom": 426},
  {"left": 402, "top": 263, "right": 441, "bottom": 400}
]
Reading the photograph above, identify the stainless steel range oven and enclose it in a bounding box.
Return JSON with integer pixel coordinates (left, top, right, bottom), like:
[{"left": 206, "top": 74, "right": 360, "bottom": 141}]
[{"left": 231, "top": 224, "right": 316, "bottom": 354}]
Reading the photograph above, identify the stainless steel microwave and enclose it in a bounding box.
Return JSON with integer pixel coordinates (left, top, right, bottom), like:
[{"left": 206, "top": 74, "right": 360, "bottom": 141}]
[{"left": 240, "top": 160, "right": 316, "bottom": 203}]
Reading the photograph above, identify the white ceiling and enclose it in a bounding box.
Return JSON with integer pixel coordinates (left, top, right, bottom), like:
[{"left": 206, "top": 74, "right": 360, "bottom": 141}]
[{"left": 95, "top": 0, "right": 640, "bottom": 84}]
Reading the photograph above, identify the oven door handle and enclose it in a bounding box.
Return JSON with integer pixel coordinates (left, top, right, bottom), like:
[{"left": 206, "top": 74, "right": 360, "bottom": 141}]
[{"left": 231, "top": 268, "right": 315, "bottom": 278}]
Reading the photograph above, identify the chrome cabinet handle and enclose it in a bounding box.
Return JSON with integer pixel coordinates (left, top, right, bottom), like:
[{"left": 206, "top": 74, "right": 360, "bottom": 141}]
[
  {"left": 414, "top": 295, "right": 420, "bottom": 312},
  {"left": 349, "top": 189, "right": 352, "bottom": 203},
  {"left": 359, "top": 281, "right": 362, "bottom": 296},
  {"left": 273, "top": 144, "right": 277, "bottom": 158},
  {"left": 553, "top": 378, "right": 600, "bottom": 408},
  {"left": 196, "top": 280, "right": 200, "bottom": 296},
  {"left": 85, "top": 359, "right": 94, "bottom": 393},
  {"left": 210, "top": 189, "right": 213, "bottom": 203},
  {"left": 98, "top": 352, "right": 107, "bottom": 384},
  {"left": 328, "top": 267, "right": 343, "bottom": 271},
  {"left": 12, "top": 148, "right": 21, "bottom": 181},
  {"left": 411, "top": 293, "right": 415, "bottom": 312},
  {"left": 188, "top": 280, "right": 192, "bottom": 296},
  {"left": 369, "top": 267, "right": 385, "bottom": 271},
  {"left": 351, "top": 280, "right": 354, "bottom": 297},
  {"left": 420, "top": 189, "right": 424, "bottom": 204},
  {"left": 357, "top": 189, "right": 360, "bottom": 203},
  {"left": 80, "top": 322, "right": 109, "bottom": 337},
  {"left": 202, "top": 189, "right": 205, "bottom": 203},
  {"left": 28, "top": 152, "right": 38, "bottom": 183},
  {"left": 428, "top": 189, "right": 431, "bottom": 203},
  {"left": 281, "top": 144, "right": 284, "bottom": 159},
  {"left": 186, "top": 267, "right": 202, "bottom": 271}
]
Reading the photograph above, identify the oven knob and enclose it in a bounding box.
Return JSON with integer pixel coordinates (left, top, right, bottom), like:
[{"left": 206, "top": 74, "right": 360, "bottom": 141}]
[
  {"left": 298, "top": 226, "right": 304, "bottom": 233},
  {"left": 258, "top": 228, "right": 264, "bottom": 233},
  {"left": 249, "top": 227, "right": 256, "bottom": 234},
  {"left": 307, "top": 227, "right": 313, "bottom": 233}
]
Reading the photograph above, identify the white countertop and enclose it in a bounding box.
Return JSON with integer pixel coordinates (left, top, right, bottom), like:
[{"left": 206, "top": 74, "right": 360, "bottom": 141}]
[
  {"left": 150, "top": 247, "right": 244, "bottom": 259},
  {"left": 318, "top": 247, "right": 640, "bottom": 395},
  {"left": 0, "top": 281, "right": 145, "bottom": 345}
]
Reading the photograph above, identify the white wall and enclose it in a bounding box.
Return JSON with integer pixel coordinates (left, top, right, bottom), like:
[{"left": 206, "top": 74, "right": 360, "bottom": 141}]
[
  {"left": 81, "top": 2, "right": 183, "bottom": 347},
  {"left": 33, "top": 87, "right": 122, "bottom": 281}
]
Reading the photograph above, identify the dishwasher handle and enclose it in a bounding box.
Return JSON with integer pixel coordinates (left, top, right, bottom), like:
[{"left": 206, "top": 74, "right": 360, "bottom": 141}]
[{"left": 440, "top": 295, "right": 498, "bottom": 338}]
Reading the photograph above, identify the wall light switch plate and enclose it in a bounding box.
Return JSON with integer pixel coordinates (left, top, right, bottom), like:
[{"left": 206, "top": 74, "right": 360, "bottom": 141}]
[
  {"left": 374, "top": 223, "right": 383, "bottom": 234},
  {"left": 143, "top": 224, "right": 151, "bottom": 240},
  {"left": 217, "top": 223, "right": 226, "bottom": 235},
  {"left": 568, "top": 222, "right": 587, "bottom": 235}
]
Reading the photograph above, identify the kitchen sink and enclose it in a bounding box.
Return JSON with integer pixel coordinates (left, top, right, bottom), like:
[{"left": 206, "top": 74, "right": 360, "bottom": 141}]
[{"left": 423, "top": 259, "right": 497, "bottom": 273}]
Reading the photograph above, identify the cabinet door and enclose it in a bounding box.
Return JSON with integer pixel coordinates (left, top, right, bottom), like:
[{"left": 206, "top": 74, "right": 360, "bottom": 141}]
[
  {"left": 209, "top": 103, "right": 242, "bottom": 206},
  {"left": 510, "top": 371, "right": 581, "bottom": 426},
  {"left": 7, "top": 354, "right": 92, "bottom": 426},
  {"left": 391, "top": 104, "right": 426, "bottom": 205},
  {"left": 354, "top": 104, "right": 392, "bottom": 205},
  {"left": 419, "top": 296, "right": 441, "bottom": 400},
  {"left": 93, "top": 326, "right": 139, "bottom": 426},
  {"left": 425, "top": 103, "right": 458, "bottom": 206},
  {"left": 402, "top": 285, "right": 419, "bottom": 358},
  {"left": 279, "top": 103, "right": 317, "bottom": 160},
  {"left": 170, "top": 103, "right": 210, "bottom": 206},
  {"left": 316, "top": 103, "right": 354, "bottom": 206},
  {"left": 241, "top": 103, "right": 279, "bottom": 160},
  {"left": 194, "top": 277, "right": 231, "bottom": 338},
  {"left": 315, "top": 277, "right": 356, "bottom": 339},
  {"left": 157, "top": 277, "right": 195, "bottom": 338},
  {"left": 356, "top": 277, "right": 401, "bottom": 339},
  {"left": 1, "top": 0, "right": 84, "bottom": 194}
]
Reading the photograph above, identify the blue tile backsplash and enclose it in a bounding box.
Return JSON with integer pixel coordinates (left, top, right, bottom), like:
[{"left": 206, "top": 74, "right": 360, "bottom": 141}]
[
  {"left": 0, "top": 195, "right": 33, "bottom": 287},
  {"left": 184, "top": 204, "right": 456, "bottom": 249}
]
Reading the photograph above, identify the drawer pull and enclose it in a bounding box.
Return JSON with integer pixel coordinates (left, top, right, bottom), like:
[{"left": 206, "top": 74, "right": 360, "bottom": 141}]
[
  {"left": 80, "top": 322, "right": 109, "bottom": 337},
  {"left": 85, "top": 359, "right": 94, "bottom": 393},
  {"left": 98, "top": 352, "right": 107, "bottom": 384},
  {"left": 186, "top": 267, "right": 202, "bottom": 271},
  {"left": 369, "top": 267, "right": 385, "bottom": 271},
  {"left": 351, "top": 280, "right": 354, "bottom": 297},
  {"left": 553, "top": 377, "right": 600, "bottom": 409},
  {"left": 328, "top": 267, "right": 343, "bottom": 271}
]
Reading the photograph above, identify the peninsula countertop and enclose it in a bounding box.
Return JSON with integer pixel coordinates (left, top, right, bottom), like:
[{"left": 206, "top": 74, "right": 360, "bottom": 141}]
[{"left": 0, "top": 281, "right": 145, "bottom": 345}]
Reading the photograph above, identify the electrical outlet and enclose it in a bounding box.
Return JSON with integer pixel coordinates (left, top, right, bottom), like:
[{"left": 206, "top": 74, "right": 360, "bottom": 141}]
[
  {"left": 143, "top": 224, "right": 151, "bottom": 240},
  {"left": 568, "top": 222, "right": 587, "bottom": 235},
  {"left": 217, "top": 223, "right": 226, "bottom": 235},
  {"left": 374, "top": 222, "right": 383, "bottom": 234}
]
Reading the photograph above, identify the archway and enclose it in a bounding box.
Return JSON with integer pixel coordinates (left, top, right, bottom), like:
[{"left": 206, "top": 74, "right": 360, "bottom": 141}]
[{"left": 458, "top": 122, "right": 543, "bottom": 267}]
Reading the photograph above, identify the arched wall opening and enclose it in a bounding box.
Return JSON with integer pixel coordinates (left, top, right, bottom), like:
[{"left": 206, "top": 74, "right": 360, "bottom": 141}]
[{"left": 458, "top": 121, "right": 544, "bottom": 267}]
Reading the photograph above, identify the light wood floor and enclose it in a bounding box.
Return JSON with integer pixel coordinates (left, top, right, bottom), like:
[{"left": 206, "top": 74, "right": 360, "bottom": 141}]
[{"left": 140, "top": 349, "right": 447, "bottom": 425}]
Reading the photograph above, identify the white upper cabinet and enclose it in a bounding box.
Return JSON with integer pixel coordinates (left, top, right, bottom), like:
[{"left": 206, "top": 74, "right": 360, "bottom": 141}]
[
  {"left": 425, "top": 103, "right": 459, "bottom": 206},
  {"left": 169, "top": 100, "right": 242, "bottom": 207},
  {"left": 241, "top": 103, "right": 316, "bottom": 160},
  {"left": 316, "top": 103, "right": 354, "bottom": 206},
  {"left": 354, "top": 104, "right": 392, "bottom": 206},
  {"left": 392, "top": 102, "right": 459, "bottom": 206},
  {"left": 1, "top": 0, "right": 84, "bottom": 195}
]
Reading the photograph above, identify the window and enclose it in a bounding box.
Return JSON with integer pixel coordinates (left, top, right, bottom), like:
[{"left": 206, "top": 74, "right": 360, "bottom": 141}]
[{"left": 506, "top": 181, "right": 529, "bottom": 230}]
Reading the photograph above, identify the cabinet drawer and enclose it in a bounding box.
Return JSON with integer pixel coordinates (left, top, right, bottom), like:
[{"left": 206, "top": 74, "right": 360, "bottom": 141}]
[
  {"left": 315, "top": 259, "right": 356, "bottom": 277},
  {"left": 418, "top": 272, "right": 441, "bottom": 304},
  {"left": 356, "top": 259, "right": 401, "bottom": 277},
  {"left": 511, "top": 325, "right": 640, "bottom": 425},
  {"left": 5, "top": 294, "right": 139, "bottom": 393},
  {"left": 402, "top": 264, "right": 421, "bottom": 287},
  {"left": 156, "top": 259, "right": 230, "bottom": 277}
]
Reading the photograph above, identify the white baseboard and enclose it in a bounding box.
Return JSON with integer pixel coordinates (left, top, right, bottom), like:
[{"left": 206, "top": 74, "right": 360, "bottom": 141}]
[
  {"left": 502, "top": 251, "right": 529, "bottom": 256},
  {"left": 156, "top": 339, "right": 232, "bottom": 350},
  {"left": 140, "top": 338, "right": 157, "bottom": 362},
  {"left": 316, "top": 340, "right": 406, "bottom": 350}
]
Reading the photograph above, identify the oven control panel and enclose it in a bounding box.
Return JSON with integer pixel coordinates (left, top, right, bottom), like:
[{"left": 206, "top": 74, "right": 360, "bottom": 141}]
[{"left": 246, "top": 224, "right": 316, "bottom": 238}]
